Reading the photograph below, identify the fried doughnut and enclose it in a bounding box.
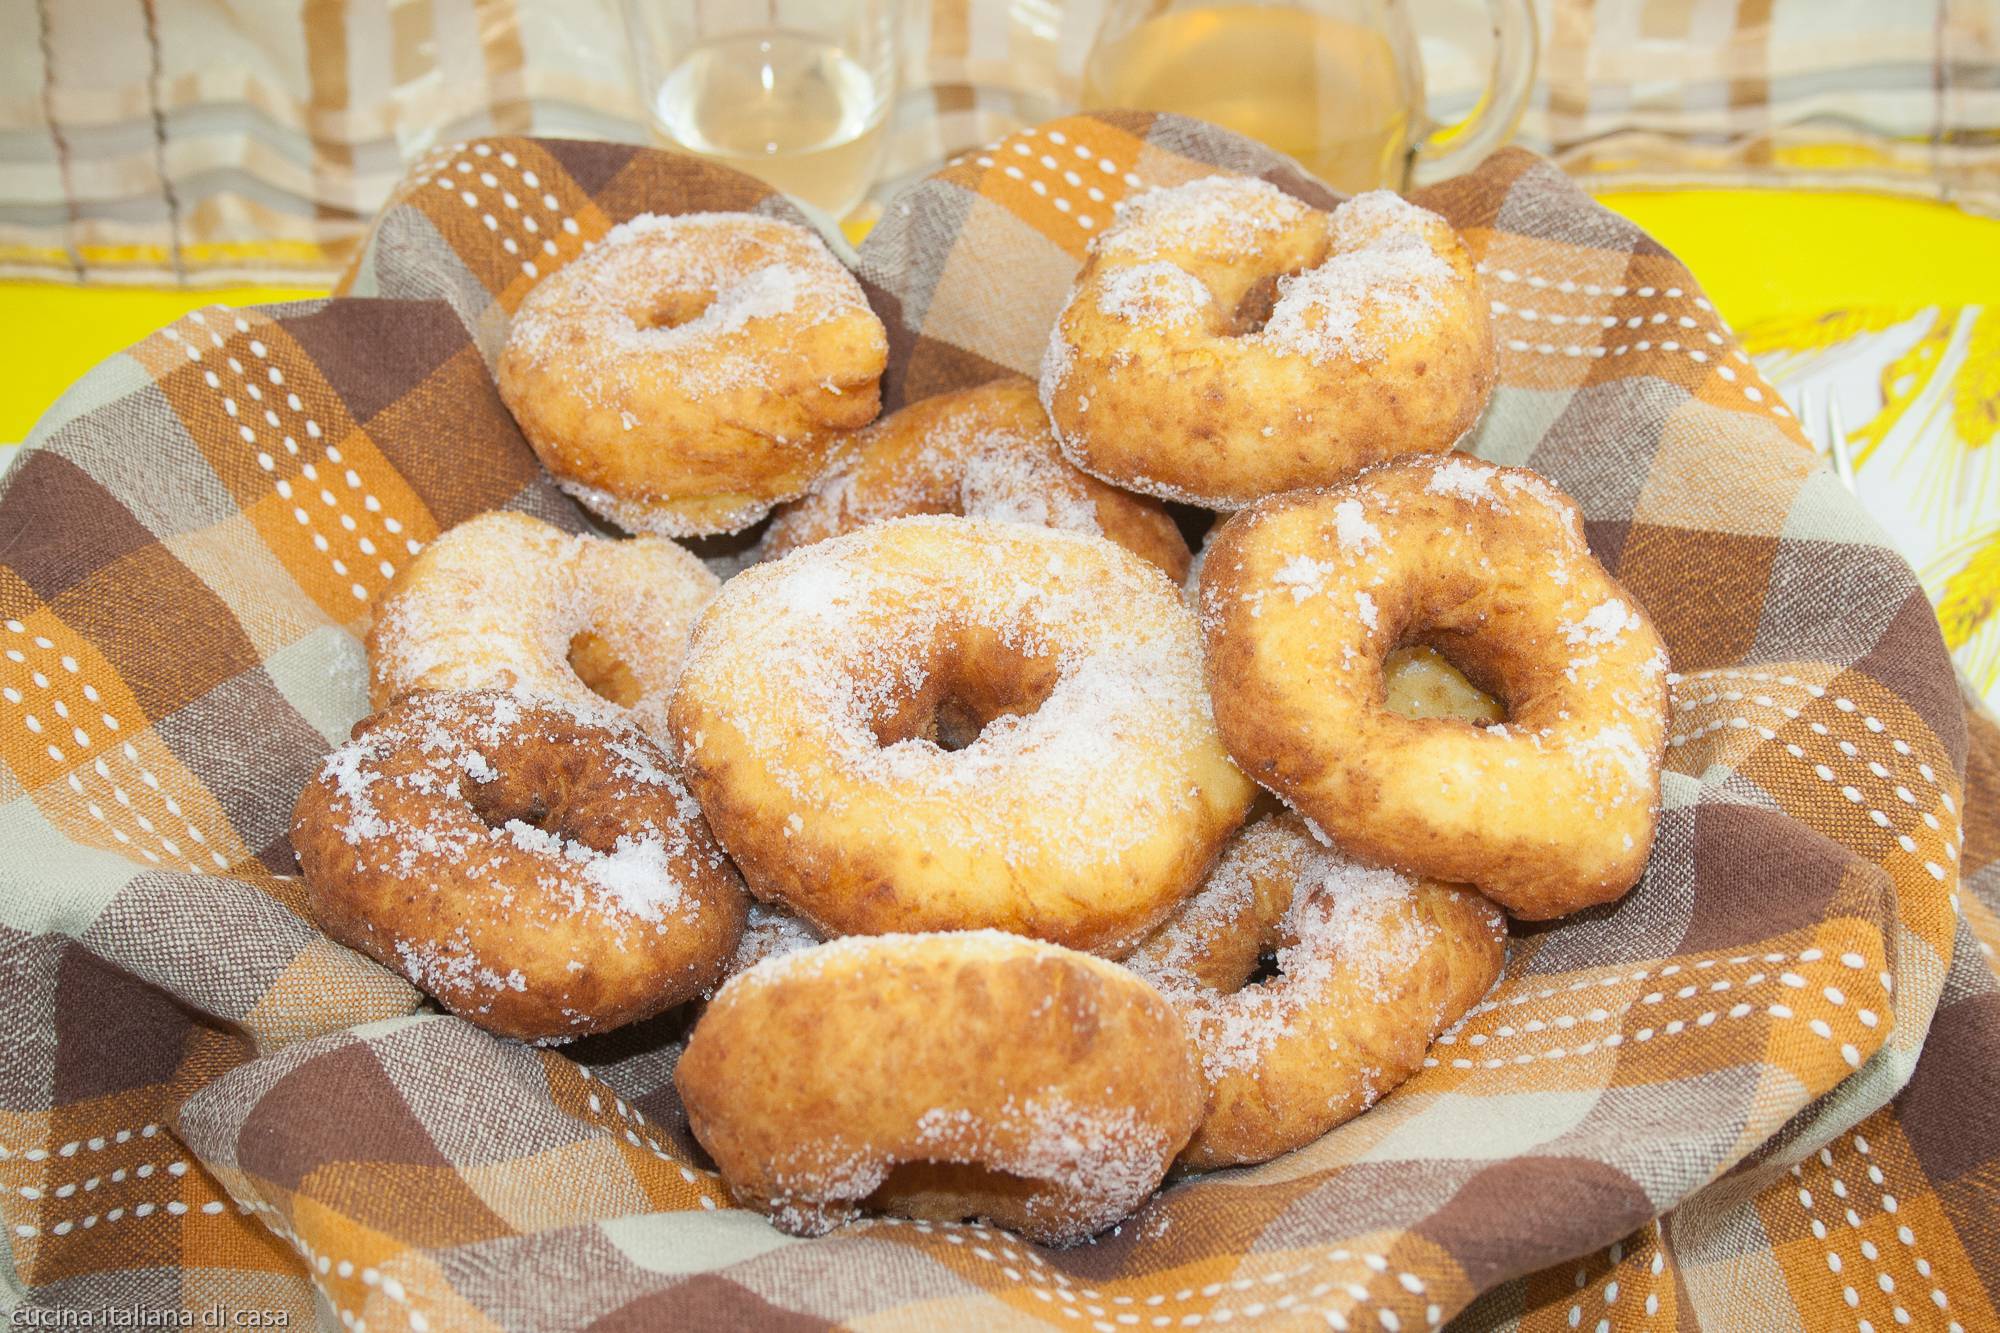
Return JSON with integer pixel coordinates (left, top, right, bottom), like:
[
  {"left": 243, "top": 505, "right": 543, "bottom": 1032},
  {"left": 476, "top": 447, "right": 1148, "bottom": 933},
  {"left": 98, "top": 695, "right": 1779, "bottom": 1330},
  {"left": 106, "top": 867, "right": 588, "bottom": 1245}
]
[
  {"left": 759, "top": 375, "right": 1190, "bottom": 580},
  {"left": 366, "top": 511, "right": 716, "bottom": 740},
  {"left": 670, "top": 516, "right": 1255, "bottom": 955},
  {"left": 498, "top": 212, "right": 889, "bottom": 536},
  {"left": 290, "top": 690, "right": 746, "bottom": 1042},
  {"left": 1198, "top": 455, "right": 1670, "bottom": 919},
  {"left": 1127, "top": 811, "right": 1505, "bottom": 1168},
  {"left": 677, "top": 930, "right": 1204, "bottom": 1244},
  {"left": 1040, "top": 179, "right": 1494, "bottom": 508}
]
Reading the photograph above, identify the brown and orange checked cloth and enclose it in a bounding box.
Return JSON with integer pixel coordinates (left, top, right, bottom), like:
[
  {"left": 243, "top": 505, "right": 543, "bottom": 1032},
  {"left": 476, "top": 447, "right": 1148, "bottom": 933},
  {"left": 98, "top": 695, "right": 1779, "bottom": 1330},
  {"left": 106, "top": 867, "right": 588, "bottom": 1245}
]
[{"left": 1, "top": 113, "right": 1996, "bottom": 1331}]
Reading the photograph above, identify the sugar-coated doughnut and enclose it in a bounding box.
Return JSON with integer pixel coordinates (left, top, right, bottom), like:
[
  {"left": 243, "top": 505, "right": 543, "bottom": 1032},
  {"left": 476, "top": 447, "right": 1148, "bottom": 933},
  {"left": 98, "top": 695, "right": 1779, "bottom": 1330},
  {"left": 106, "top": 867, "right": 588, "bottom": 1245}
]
[
  {"left": 290, "top": 690, "right": 746, "bottom": 1042},
  {"left": 1198, "top": 455, "right": 1670, "bottom": 919},
  {"left": 670, "top": 515, "right": 1255, "bottom": 955},
  {"left": 676, "top": 930, "right": 1204, "bottom": 1244},
  {"left": 366, "top": 511, "right": 716, "bottom": 740},
  {"left": 760, "top": 375, "right": 1190, "bottom": 580},
  {"left": 498, "top": 212, "right": 889, "bottom": 536},
  {"left": 1041, "top": 179, "right": 1494, "bottom": 508},
  {"left": 1127, "top": 811, "right": 1505, "bottom": 1168}
]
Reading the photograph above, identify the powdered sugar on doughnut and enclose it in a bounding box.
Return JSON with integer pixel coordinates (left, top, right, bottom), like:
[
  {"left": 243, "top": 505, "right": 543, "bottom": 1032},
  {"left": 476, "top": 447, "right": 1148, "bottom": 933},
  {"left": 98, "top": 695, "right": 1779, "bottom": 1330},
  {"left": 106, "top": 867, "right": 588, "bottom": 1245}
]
[
  {"left": 367, "top": 511, "right": 716, "bottom": 740},
  {"left": 916, "top": 1091, "right": 1178, "bottom": 1236},
  {"left": 708, "top": 903, "right": 823, "bottom": 997},
  {"left": 1425, "top": 457, "right": 1500, "bottom": 503},
  {"left": 1330, "top": 498, "right": 1381, "bottom": 552},
  {"left": 677, "top": 518, "right": 1232, "bottom": 875},
  {"left": 771, "top": 390, "right": 1105, "bottom": 552},
  {"left": 956, "top": 445, "right": 1102, "bottom": 533},
  {"left": 506, "top": 211, "right": 871, "bottom": 402},
  {"left": 315, "top": 690, "right": 719, "bottom": 934},
  {"left": 1038, "top": 319, "right": 1079, "bottom": 411},
  {"left": 1093, "top": 175, "right": 1313, "bottom": 259},
  {"left": 552, "top": 475, "right": 776, "bottom": 542},
  {"left": 1271, "top": 555, "right": 1335, "bottom": 602},
  {"left": 1259, "top": 194, "right": 1455, "bottom": 364},
  {"left": 1128, "top": 822, "right": 1433, "bottom": 1082},
  {"left": 1094, "top": 260, "right": 1211, "bottom": 327},
  {"left": 1562, "top": 597, "right": 1643, "bottom": 647}
]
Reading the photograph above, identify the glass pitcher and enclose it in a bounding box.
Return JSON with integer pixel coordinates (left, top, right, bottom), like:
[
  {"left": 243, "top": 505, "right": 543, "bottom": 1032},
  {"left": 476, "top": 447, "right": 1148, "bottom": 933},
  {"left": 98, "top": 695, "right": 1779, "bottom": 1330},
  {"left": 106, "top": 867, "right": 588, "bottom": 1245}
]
[{"left": 1081, "top": 0, "right": 1537, "bottom": 192}]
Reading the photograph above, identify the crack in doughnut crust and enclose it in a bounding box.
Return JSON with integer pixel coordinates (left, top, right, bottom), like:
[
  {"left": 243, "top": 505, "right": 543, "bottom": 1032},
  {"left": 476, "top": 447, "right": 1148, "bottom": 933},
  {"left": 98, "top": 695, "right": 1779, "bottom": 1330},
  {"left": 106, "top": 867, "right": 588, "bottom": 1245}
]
[
  {"left": 1197, "top": 455, "right": 1671, "bottom": 919},
  {"left": 1127, "top": 810, "right": 1506, "bottom": 1169},
  {"left": 1040, "top": 178, "right": 1495, "bottom": 508},
  {"left": 497, "top": 212, "right": 889, "bottom": 536},
  {"left": 366, "top": 511, "right": 717, "bottom": 742},
  {"left": 669, "top": 515, "right": 1255, "bottom": 955},
  {"left": 677, "top": 930, "right": 1204, "bottom": 1245},
  {"left": 759, "top": 375, "right": 1191, "bottom": 579},
  {"left": 290, "top": 690, "right": 746, "bottom": 1042}
]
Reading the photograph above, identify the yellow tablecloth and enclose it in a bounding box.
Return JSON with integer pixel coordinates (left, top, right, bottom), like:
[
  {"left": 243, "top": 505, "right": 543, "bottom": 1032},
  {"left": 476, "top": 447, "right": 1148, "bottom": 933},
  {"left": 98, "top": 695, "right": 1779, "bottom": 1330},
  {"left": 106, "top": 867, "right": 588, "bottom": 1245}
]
[{"left": 4, "top": 189, "right": 1999, "bottom": 448}]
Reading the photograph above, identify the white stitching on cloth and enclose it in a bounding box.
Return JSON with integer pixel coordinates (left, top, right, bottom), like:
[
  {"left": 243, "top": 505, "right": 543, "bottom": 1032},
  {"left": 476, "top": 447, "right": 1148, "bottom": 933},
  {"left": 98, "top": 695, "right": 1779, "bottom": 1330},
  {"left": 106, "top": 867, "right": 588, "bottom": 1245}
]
[
  {"left": 571, "top": 1064, "right": 724, "bottom": 1190},
  {"left": 1429, "top": 947, "right": 1880, "bottom": 1072},
  {"left": 869, "top": 1217, "right": 1435, "bottom": 1329},
  {"left": 2, "top": 625, "right": 229, "bottom": 873},
  {"left": 238, "top": 1195, "right": 432, "bottom": 1332},
  {"left": 167, "top": 309, "right": 413, "bottom": 600},
  {"left": 415, "top": 140, "right": 582, "bottom": 280},
  {"left": 1666, "top": 681, "right": 1966, "bottom": 896},
  {"left": 1792, "top": 1132, "right": 1963, "bottom": 1332},
  {"left": 948, "top": 125, "right": 1135, "bottom": 233}
]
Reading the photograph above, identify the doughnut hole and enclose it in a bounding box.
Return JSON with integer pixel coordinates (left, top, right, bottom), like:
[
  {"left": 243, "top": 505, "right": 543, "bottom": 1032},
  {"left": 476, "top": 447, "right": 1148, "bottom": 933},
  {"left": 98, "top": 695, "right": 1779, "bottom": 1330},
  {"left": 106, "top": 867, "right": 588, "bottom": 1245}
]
[
  {"left": 1227, "top": 272, "right": 1284, "bottom": 335},
  {"left": 642, "top": 288, "right": 715, "bottom": 330},
  {"left": 460, "top": 753, "right": 579, "bottom": 841},
  {"left": 567, "top": 630, "right": 644, "bottom": 708},
  {"left": 1366, "top": 577, "right": 1545, "bottom": 736},
  {"left": 458, "top": 745, "right": 642, "bottom": 860},
  {"left": 869, "top": 1163, "right": 1045, "bottom": 1226},
  {"left": 1381, "top": 644, "right": 1504, "bottom": 724},
  {"left": 864, "top": 632, "right": 1062, "bottom": 754},
  {"left": 1177, "top": 219, "right": 1329, "bottom": 337}
]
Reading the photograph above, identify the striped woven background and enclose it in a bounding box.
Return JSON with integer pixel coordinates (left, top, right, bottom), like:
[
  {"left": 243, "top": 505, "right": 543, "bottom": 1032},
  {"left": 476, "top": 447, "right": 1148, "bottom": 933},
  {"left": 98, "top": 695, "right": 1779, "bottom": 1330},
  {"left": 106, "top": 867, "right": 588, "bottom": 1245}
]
[{"left": 9, "top": 0, "right": 1999, "bottom": 285}]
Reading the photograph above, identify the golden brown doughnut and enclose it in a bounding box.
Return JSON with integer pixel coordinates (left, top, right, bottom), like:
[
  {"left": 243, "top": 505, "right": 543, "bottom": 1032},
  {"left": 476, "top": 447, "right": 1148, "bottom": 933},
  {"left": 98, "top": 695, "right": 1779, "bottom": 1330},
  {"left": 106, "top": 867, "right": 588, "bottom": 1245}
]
[
  {"left": 290, "top": 690, "right": 746, "bottom": 1042},
  {"left": 1041, "top": 178, "right": 1494, "bottom": 508},
  {"left": 498, "top": 212, "right": 888, "bottom": 536},
  {"left": 1198, "top": 454, "right": 1671, "bottom": 919},
  {"left": 759, "top": 375, "right": 1190, "bottom": 580},
  {"left": 669, "top": 516, "right": 1255, "bottom": 955},
  {"left": 366, "top": 511, "right": 716, "bottom": 740},
  {"left": 676, "top": 930, "right": 1204, "bottom": 1244},
  {"left": 1127, "top": 811, "right": 1505, "bottom": 1168}
]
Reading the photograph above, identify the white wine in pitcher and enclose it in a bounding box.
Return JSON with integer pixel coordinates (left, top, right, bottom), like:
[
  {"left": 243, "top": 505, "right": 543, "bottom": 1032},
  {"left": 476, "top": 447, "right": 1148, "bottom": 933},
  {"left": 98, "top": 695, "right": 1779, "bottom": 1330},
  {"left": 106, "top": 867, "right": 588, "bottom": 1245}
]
[{"left": 1082, "top": 4, "right": 1424, "bottom": 192}]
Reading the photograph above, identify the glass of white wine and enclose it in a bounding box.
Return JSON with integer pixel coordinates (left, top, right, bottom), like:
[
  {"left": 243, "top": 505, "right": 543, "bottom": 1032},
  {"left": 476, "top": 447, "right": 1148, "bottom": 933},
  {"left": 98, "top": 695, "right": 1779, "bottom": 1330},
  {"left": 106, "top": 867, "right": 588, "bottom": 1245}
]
[
  {"left": 623, "top": 0, "right": 898, "bottom": 221},
  {"left": 1082, "top": 0, "right": 1537, "bottom": 194}
]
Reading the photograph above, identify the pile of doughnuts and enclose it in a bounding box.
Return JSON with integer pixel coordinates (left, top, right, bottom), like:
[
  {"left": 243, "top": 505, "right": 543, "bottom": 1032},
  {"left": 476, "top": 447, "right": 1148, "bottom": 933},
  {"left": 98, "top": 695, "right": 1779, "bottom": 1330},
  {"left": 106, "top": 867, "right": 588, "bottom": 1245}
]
[{"left": 290, "top": 182, "right": 1669, "bottom": 1246}]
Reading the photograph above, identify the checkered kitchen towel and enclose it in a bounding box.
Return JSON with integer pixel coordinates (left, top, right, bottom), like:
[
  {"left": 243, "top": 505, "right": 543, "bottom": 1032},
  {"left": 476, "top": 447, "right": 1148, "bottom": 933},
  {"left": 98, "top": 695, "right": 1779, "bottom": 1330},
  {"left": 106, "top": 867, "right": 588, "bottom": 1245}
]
[{"left": 2, "top": 114, "right": 1993, "bottom": 1330}]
